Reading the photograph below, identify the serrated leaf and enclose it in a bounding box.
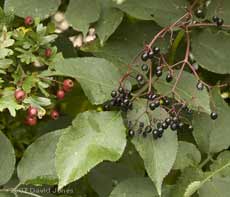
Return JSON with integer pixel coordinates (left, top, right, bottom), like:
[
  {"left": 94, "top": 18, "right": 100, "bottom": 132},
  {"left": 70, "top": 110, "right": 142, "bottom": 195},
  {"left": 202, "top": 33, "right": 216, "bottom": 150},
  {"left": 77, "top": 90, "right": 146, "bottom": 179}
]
[
  {"left": 109, "top": 177, "right": 159, "bottom": 197},
  {"left": 55, "top": 111, "right": 127, "bottom": 190},
  {"left": 82, "top": 20, "right": 166, "bottom": 67},
  {"left": 17, "top": 131, "right": 61, "bottom": 185},
  {"left": 54, "top": 57, "right": 121, "bottom": 105},
  {"left": 193, "top": 88, "right": 230, "bottom": 153},
  {"left": 128, "top": 100, "right": 178, "bottom": 196},
  {"left": 96, "top": 6, "right": 123, "bottom": 45},
  {"left": 89, "top": 162, "right": 138, "bottom": 197},
  {"left": 113, "top": 0, "right": 187, "bottom": 27},
  {"left": 173, "top": 141, "right": 201, "bottom": 170},
  {"left": 0, "top": 131, "right": 15, "bottom": 185},
  {"left": 4, "top": 0, "right": 61, "bottom": 19},
  {"left": 0, "top": 87, "right": 24, "bottom": 117},
  {"left": 192, "top": 29, "right": 230, "bottom": 74},
  {"left": 155, "top": 71, "right": 211, "bottom": 113},
  {"left": 65, "top": 0, "right": 101, "bottom": 35}
]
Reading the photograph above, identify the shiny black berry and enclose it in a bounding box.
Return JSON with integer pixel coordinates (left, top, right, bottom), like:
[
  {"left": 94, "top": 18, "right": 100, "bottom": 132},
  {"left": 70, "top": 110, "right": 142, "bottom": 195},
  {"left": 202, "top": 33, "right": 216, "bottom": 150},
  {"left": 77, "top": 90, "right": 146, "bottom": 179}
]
[
  {"left": 162, "top": 122, "right": 168, "bottom": 129},
  {"left": 111, "top": 90, "right": 117, "bottom": 98},
  {"left": 216, "top": 18, "right": 224, "bottom": 26},
  {"left": 195, "top": 9, "right": 205, "bottom": 18},
  {"left": 145, "top": 125, "right": 152, "bottom": 133},
  {"left": 188, "top": 125, "right": 193, "bottom": 131},
  {"left": 166, "top": 73, "right": 173, "bottom": 82},
  {"left": 152, "top": 129, "right": 159, "bottom": 139},
  {"left": 178, "top": 122, "right": 184, "bottom": 129},
  {"left": 154, "top": 100, "right": 160, "bottom": 108},
  {"left": 141, "top": 64, "right": 149, "bottom": 71},
  {"left": 153, "top": 47, "right": 160, "bottom": 54},
  {"left": 210, "top": 112, "right": 218, "bottom": 120},
  {"left": 170, "top": 123, "right": 178, "bottom": 131},
  {"left": 156, "top": 70, "right": 162, "bottom": 77},
  {"left": 118, "top": 87, "right": 124, "bottom": 93},
  {"left": 136, "top": 74, "right": 144, "bottom": 82},
  {"left": 148, "top": 50, "right": 154, "bottom": 59},
  {"left": 149, "top": 102, "right": 156, "bottom": 110},
  {"left": 212, "top": 16, "right": 219, "bottom": 23},
  {"left": 141, "top": 52, "right": 149, "bottom": 61},
  {"left": 196, "top": 81, "right": 204, "bottom": 90},
  {"left": 165, "top": 117, "right": 172, "bottom": 125},
  {"left": 163, "top": 98, "right": 170, "bottom": 106},
  {"left": 128, "top": 129, "right": 135, "bottom": 137}
]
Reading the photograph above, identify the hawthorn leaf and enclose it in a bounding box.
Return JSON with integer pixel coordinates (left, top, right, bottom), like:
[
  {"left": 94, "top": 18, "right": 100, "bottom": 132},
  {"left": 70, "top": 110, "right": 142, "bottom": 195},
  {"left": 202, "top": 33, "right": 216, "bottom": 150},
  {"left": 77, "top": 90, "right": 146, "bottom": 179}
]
[
  {"left": 128, "top": 100, "right": 178, "bottom": 196},
  {"left": 17, "top": 131, "right": 61, "bottom": 185},
  {"left": 0, "top": 87, "right": 24, "bottom": 117},
  {"left": 54, "top": 57, "right": 121, "bottom": 105},
  {"left": 192, "top": 29, "right": 230, "bottom": 74},
  {"left": 113, "top": 0, "right": 187, "bottom": 27},
  {"left": 55, "top": 111, "right": 127, "bottom": 190},
  {"left": 193, "top": 88, "right": 230, "bottom": 153},
  {"left": 173, "top": 141, "right": 201, "bottom": 170},
  {"left": 4, "top": 0, "right": 61, "bottom": 19},
  {"left": 65, "top": 0, "right": 101, "bottom": 35},
  {"left": 0, "top": 131, "right": 15, "bottom": 185}
]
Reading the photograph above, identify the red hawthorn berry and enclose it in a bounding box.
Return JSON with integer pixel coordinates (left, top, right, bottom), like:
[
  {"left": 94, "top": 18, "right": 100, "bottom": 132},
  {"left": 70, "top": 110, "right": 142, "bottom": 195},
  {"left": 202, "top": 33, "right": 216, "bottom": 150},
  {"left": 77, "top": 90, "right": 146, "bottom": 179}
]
[
  {"left": 14, "top": 89, "right": 26, "bottom": 102},
  {"left": 27, "top": 106, "right": 38, "bottom": 117},
  {"left": 51, "top": 110, "right": 59, "bottom": 120},
  {"left": 56, "top": 89, "right": 65, "bottom": 100},
  {"left": 63, "top": 79, "right": 74, "bottom": 92},
  {"left": 45, "top": 48, "right": 52, "bottom": 58},
  {"left": 24, "top": 16, "right": 33, "bottom": 26},
  {"left": 25, "top": 116, "right": 37, "bottom": 126}
]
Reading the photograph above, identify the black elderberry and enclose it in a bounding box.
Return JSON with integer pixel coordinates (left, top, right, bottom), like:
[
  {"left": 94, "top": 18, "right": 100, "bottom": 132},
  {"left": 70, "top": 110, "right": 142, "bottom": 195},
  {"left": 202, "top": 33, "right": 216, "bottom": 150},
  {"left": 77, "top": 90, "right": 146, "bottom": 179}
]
[
  {"left": 170, "top": 122, "right": 178, "bottom": 131},
  {"left": 141, "top": 52, "right": 149, "bottom": 61},
  {"left": 212, "top": 16, "right": 219, "bottom": 23},
  {"left": 136, "top": 74, "right": 144, "bottom": 82},
  {"left": 128, "top": 129, "right": 135, "bottom": 137},
  {"left": 103, "top": 104, "right": 110, "bottom": 111},
  {"left": 149, "top": 102, "right": 156, "bottom": 110},
  {"left": 165, "top": 117, "right": 172, "bottom": 125},
  {"left": 156, "top": 69, "right": 162, "bottom": 77},
  {"left": 152, "top": 129, "right": 159, "bottom": 139},
  {"left": 158, "top": 127, "right": 164, "bottom": 134},
  {"left": 188, "top": 125, "right": 193, "bottom": 131},
  {"left": 148, "top": 50, "right": 154, "bottom": 59},
  {"left": 154, "top": 100, "right": 160, "bottom": 108},
  {"left": 141, "top": 64, "right": 149, "bottom": 71},
  {"left": 123, "top": 98, "right": 129, "bottom": 105},
  {"left": 157, "top": 121, "right": 163, "bottom": 129},
  {"left": 216, "top": 18, "right": 224, "bottom": 27},
  {"left": 148, "top": 93, "right": 157, "bottom": 101},
  {"left": 172, "top": 116, "right": 178, "bottom": 123},
  {"left": 178, "top": 122, "right": 184, "bottom": 129},
  {"left": 153, "top": 47, "right": 160, "bottom": 54},
  {"left": 210, "top": 112, "right": 218, "bottom": 120},
  {"left": 156, "top": 66, "right": 162, "bottom": 71},
  {"left": 145, "top": 125, "right": 152, "bottom": 133},
  {"left": 111, "top": 90, "right": 117, "bottom": 98},
  {"left": 166, "top": 73, "right": 173, "bottom": 83},
  {"left": 162, "top": 122, "right": 169, "bottom": 129},
  {"left": 163, "top": 98, "right": 170, "bottom": 106},
  {"left": 196, "top": 81, "right": 204, "bottom": 90},
  {"left": 118, "top": 87, "right": 124, "bottom": 93},
  {"left": 195, "top": 9, "right": 205, "bottom": 18}
]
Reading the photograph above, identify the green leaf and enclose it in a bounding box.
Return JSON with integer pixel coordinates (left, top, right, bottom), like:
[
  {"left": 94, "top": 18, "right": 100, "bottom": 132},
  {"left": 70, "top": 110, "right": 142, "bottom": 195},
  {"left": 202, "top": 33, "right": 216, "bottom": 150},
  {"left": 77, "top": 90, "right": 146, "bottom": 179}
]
[
  {"left": 173, "top": 141, "right": 201, "bottom": 170},
  {"left": 55, "top": 111, "right": 127, "bottom": 189},
  {"left": 82, "top": 20, "right": 165, "bottom": 67},
  {"left": 4, "top": 0, "right": 61, "bottom": 19},
  {"left": 192, "top": 88, "right": 230, "bottom": 153},
  {"left": 109, "top": 177, "right": 159, "bottom": 197},
  {"left": 54, "top": 57, "right": 121, "bottom": 105},
  {"left": 206, "top": 0, "right": 230, "bottom": 24},
  {"left": 170, "top": 167, "right": 204, "bottom": 197},
  {"left": 128, "top": 99, "right": 178, "bottom": 196},
  {"left": 95, "top": 5, "right": 123, "bottom": 45},
  {"left": 155, "top": 71, "right": 211, "bottom": 113},
  {"left": 198, "top": 177, "right": 230, "bottom": 197},
  {"left": 0, "top": 87, "right": 24, "bottom": 117},
  {"left": 0, "top": 131, "right": 15, "bottom": 185},
  {"left": 89, "top": 162, "right": 138, "bottom": 197},
  {"left": 113, "top": 0, "right": 187, "bottom": 27},
  {"left": 184, "top": 151, "right": 230, "bottom": 197},
  {"left": 17, "top": 131, "right": 61, "bottom": 185},
  {"left": 65, "top": 0, "right": 101, "bottom": 35},
  {"left": 192, "top": 29, "right": 230, "bottom": 74}
]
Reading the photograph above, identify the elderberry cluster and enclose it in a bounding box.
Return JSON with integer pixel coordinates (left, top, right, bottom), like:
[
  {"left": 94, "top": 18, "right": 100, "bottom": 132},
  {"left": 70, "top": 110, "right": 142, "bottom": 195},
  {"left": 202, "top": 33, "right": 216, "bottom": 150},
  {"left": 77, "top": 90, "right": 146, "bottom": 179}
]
[{"left": 103, "top": 87, "right": 133, "bottom": 112}]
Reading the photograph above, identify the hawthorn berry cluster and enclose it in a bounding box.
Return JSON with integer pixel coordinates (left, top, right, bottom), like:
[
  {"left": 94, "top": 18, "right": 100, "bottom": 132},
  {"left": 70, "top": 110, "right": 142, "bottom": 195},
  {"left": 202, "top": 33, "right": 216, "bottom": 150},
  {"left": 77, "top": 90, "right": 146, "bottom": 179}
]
[
  {"left": 0, "top": 14, "right": 75, "bottom": 126},
  {"left": 104, "top": 1, "right": 227, "bottom": 139}
]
